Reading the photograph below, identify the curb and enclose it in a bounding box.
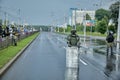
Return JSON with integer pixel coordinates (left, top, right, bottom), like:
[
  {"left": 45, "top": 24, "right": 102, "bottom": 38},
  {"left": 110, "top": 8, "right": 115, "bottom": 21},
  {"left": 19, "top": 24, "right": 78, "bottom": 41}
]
[{"left": 0, "top": 33, "right": 39, "bottom": 76}]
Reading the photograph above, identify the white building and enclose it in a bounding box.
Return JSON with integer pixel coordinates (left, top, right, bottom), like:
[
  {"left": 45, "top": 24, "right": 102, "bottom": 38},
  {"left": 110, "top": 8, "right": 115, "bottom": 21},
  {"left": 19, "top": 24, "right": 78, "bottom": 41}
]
[{"left": 69, "top": 10, "right": 95, "bottom": 25}]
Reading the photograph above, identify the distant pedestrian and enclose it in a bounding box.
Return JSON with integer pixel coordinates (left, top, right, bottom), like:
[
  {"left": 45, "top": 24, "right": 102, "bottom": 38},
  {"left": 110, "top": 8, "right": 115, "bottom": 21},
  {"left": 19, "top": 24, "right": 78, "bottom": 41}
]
[
  {"left": 12, "top": 32, "right": 17, "bottom": 46},
  {"left": 0, "top": 25, "right": 2, "bottom": 36},
  {"left": 67, "top": 29, "right": 80, "bottom": 48},
  {"left": 12, "top": 26, "right": 18, "bottom": 46},
  {"left": 106, "top": 31, "right": 114, "bottom": 56}
]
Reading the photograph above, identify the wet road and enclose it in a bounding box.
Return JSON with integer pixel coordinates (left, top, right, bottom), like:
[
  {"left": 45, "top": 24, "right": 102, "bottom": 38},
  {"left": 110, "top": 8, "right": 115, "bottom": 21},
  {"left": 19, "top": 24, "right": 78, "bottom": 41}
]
[{"left": 0, "top": 32, "right": 119, "bottom": 80}]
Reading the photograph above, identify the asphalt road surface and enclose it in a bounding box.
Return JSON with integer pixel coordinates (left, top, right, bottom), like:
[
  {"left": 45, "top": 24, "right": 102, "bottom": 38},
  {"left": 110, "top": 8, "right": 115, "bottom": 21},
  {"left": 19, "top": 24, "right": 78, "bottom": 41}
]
[{"left": 0, "top": 32, "right": 119, "bottom": 80}]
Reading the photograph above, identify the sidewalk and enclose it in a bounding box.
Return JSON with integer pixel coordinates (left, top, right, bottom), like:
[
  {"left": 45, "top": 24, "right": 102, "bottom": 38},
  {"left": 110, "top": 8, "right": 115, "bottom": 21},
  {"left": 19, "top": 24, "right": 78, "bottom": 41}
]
[{"left": 79, "top": 35, "right": 106, "bottom": 40}]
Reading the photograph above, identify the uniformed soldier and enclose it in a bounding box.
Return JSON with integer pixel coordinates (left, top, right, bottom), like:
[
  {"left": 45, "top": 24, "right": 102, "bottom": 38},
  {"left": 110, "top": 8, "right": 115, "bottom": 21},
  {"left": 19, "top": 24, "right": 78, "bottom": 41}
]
[{"left": 67, "top": 29, "right": 80, "bottom": 48}]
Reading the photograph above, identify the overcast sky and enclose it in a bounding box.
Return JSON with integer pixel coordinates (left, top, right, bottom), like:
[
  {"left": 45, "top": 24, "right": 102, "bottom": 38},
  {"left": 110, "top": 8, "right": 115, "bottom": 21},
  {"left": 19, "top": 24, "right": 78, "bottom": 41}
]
[{"left": 0, "top": 0, "right": 114, "bottom": 25}]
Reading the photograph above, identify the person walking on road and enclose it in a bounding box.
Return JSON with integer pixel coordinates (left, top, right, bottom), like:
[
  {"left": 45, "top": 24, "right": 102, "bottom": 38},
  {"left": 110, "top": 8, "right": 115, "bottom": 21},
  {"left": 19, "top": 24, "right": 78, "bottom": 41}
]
[{"left": 106, "top": 31, "right": 114, "bottom": 56}]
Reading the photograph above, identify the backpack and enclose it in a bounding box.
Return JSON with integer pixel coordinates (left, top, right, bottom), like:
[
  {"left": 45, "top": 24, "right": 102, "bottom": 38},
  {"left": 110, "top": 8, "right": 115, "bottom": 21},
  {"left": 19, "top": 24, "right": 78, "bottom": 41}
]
[
  {"left": 69, "top": 34, "right": 79, "bottom": 46},
  {"left": 106, "top": 34, "right": 114, "bottom": 43}
]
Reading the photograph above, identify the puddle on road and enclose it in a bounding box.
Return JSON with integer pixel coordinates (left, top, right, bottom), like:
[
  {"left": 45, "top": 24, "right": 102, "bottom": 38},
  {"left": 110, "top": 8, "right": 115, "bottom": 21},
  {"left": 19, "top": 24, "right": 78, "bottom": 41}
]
[
  {"left": 80, "top": 38, "right": 120, "bottom": 79},
  {"left": 62, "top": 36, "right": 120, "bottom": 79}
]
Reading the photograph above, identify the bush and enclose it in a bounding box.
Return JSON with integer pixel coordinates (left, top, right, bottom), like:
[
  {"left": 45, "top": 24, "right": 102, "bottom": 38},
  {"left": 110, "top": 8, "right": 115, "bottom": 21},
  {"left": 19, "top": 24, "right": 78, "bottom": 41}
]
[
  {"left": 97, "top": 19, "right": 107, "bottom": 34},
  {"left": 108, "top": 25, "right": 116, "bottom": 33}
]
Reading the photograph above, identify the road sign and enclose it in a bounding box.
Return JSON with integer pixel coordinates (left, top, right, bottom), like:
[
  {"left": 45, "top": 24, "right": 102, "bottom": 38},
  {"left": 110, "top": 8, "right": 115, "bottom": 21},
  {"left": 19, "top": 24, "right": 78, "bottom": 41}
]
[{"left": 85, "top": 20, "right": 95, "bottom": 27}]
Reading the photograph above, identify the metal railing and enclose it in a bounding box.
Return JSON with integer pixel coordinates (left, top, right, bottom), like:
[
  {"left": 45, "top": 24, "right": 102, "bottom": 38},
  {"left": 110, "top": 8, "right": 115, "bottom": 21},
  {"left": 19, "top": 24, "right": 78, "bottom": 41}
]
[{"left": 0, "top": 31, "right": 38, "bottom": 50}]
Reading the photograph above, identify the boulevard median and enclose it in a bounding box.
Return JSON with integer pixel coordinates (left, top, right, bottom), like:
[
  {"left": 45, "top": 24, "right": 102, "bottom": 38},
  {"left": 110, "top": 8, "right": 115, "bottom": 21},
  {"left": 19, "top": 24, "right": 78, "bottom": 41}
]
[{"left": 0, "top": 32, "right": 39, "bottom": 75}]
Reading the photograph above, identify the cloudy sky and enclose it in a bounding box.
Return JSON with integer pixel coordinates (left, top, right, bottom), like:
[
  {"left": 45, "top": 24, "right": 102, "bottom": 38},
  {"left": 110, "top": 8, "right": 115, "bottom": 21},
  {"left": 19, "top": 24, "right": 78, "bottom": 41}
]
[{"left": 0, "top": 0, "right": 114, "bottom": 25}]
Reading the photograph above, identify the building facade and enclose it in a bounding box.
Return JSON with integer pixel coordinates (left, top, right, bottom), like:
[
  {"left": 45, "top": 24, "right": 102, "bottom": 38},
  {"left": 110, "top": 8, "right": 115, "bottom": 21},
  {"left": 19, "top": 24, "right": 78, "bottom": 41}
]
[{"left": 69, "top": 10, "right": 95, "bottom": 26}]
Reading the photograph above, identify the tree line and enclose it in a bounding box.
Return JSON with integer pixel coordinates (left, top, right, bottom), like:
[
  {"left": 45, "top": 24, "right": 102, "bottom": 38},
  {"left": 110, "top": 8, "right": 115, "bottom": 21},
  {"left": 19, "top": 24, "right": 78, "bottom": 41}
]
[{"left": 57, "top": 1, "right": 120, "bottom": 34}]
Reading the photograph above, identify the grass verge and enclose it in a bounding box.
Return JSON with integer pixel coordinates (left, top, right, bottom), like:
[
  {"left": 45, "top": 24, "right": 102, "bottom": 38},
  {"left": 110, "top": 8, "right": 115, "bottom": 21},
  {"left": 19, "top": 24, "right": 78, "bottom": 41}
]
[
  {"left": 0, "top": 32, "right": 39, "bottom": 69},
  {"left": 57, "top": 32, "right": 106, "bottom": 37}
]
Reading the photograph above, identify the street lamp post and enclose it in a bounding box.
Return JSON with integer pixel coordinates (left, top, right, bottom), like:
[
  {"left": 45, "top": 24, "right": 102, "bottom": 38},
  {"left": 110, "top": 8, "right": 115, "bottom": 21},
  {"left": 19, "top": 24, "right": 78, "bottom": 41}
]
[
  {"left": 18, "top": 9, "right": 20, "bottom": 26},
  {"left": 4, "top": 12, "right": 7, "bottom": 26},
  {"left": 83, "top": 9, "right": 86, "bottom": 43},
  {"left": 116, "top": 1, "right": 120, "bottom": 72},
  {"left": 75, "top": 9, "right": 77, "bottom": 30},
  {"left": 64, "top": 15, "right": 67, "bottom": 33},
  {"left": 70, "top": 9, "right": 73, "bottom": 28}
]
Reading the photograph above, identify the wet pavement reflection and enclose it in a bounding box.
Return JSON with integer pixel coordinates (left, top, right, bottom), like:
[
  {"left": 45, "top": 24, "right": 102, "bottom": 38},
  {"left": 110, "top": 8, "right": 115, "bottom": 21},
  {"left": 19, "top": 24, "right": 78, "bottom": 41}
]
[
  {"left": 80, "top": 37, "right": 120, "bottom": 79},
  {"left": 65, "top": 68, "right": 79, "bottom": 80},
  {"left": 104, "top": 54, "right": 115, "bottom": 77},
  {"left": 65, "top": 47, "right": 79, "bottom": 80},
  {"left": 50, "top": 33, "right": 120, "bottom": 80}
]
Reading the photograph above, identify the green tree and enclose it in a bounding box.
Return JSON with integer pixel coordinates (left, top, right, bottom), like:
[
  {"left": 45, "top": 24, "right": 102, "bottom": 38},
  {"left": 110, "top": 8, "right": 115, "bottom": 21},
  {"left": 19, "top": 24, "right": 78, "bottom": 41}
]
[
  {"left": 103, "top": 16, "right": 109, "bottom": 25},
  {"left": 95, "top": 8, "right": 110, "bottom": 21},
  {"left": 86, "top": 13, "right": 91, "bottom": 20},
  {"left": 0, "top": 19, "right": 2, "bottom": 25},
  {"left": 2, "top": 20, "right": 7, "bottom": 29},
  {"left": 76, "top": 24, "right": 84, "bottom": 32},
  {"left": 109, "top": 1, "right": 120, "bottom": 32},
  {"left": 108, "top": 25, "right": 116, "bottom": 33},
  {"left": 59, "top": 27, "right": 64, "bottom": 32},
  {"left": 76, "top": 24, "right": 81, "bottom": 32},
  {"left": 97, "top": 18, "right": 107, "bottom": 34},
  {"left": 66, "top": 25, "right": 72, "bottom": 32},
  {"left": 85, "top": 14, "right": 92, "bottom": 32},
  {"left": 56, "top": 27, "right": 58, "bottom": 32}
]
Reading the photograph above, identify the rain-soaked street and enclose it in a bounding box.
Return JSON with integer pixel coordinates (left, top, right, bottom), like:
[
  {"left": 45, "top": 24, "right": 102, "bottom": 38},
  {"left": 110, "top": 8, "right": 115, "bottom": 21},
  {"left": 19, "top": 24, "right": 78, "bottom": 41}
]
[{"left": 0, "top": 32, "right": 120, "bottom": 80}]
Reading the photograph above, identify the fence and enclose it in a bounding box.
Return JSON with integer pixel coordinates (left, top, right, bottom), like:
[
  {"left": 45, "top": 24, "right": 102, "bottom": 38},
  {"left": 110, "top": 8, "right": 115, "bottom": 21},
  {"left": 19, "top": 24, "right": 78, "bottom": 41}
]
[{"left": 0, "top": 31, "right": 38, "bottom": 50}]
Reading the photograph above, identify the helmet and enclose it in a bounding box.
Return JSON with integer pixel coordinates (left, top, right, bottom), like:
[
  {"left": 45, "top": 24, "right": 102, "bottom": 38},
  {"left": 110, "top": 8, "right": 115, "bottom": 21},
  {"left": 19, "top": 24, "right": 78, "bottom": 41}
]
[
  {"left": 109, "top": 31, "right": 113, "bottom": 35},
  {"left": 71, "top": 29, "right": 76, "bottom": 34}
]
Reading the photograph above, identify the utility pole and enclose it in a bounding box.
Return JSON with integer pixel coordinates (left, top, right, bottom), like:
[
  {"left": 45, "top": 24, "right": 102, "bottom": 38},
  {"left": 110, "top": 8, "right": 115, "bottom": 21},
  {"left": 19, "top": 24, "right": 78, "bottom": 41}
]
[
  {"left": 50, "top": 12, "right": 54, "bottom": 32},
  {"left": 116, "top": 1, "right": 120, "bottom": 54},
  {"left": 74, "top": 9, "right": 77, "bottom": 30},
  {"left": 83, "top": 9, "right": 86, "bottom": 43},
  {"left": 71, "top": 10, "right": 73, "bottom": 27},
  {"left": 116, "top": 1, "right": 120, "bottom": 72},
  {"left": 64, "top": 15, "right": 67, "bottom": 33},
  {"left": 4, "top": 12, "right": 7, "bottom": 26},
  {"left": 71, "top": 8, "right": 73, "bottom": 29},
  {"left": 18, "top": 9, "right": 20, "bottom": 27},
  {"left": 0, "top": 6, "right": 1, "bottom": 14}
]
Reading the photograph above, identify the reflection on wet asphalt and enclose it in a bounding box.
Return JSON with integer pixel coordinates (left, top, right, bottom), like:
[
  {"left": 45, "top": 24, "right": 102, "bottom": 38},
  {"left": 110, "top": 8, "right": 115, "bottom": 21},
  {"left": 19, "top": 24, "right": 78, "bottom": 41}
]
[
  {"left": 65, "top": 47, "right": 79, "bottom": 80},
  {"left": 104, "top": 55, "right": 115, "bottom": 77},
  {"left": 80, "top": 37, "right": 120, "bottom": 80},
  {"left": 65, "top": 68, "right": 79, "bottom": 80},
  {"left": 0, "top": 32, "right": 120, "bottom": 80}
]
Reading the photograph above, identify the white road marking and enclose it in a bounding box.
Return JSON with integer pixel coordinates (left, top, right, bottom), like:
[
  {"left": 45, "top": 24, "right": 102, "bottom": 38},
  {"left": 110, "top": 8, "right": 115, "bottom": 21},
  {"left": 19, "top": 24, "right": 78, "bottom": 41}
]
[{"left": 80, "top": 59, "right": 88, "bottom": 65}]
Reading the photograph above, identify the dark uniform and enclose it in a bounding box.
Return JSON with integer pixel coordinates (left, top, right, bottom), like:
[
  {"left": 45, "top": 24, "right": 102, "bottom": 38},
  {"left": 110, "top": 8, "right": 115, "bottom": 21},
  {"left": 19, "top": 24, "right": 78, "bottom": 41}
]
[{"left": 106, "top": 31, "right": 114, "bottom": 55}]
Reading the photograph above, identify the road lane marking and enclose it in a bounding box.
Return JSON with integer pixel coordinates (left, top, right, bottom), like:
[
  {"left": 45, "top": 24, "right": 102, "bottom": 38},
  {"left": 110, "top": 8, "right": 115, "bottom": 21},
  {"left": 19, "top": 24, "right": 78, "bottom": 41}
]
[
  {"left": 80, "top": 57, "right": 108, "bottom": 78},
  {"left": 80, "top": 59, "right": 88, "bottom": 65}
]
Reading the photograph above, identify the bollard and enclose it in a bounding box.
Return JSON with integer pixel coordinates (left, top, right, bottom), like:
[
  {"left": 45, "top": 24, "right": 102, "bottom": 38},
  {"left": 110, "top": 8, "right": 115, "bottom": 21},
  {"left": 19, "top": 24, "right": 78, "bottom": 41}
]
[{"left": 65, "top": 47, "right": 79, "bottom": 80}]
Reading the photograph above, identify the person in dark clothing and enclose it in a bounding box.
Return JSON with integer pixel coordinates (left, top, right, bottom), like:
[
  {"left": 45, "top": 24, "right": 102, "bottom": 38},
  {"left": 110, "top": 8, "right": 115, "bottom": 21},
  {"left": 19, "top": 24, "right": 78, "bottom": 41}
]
[
  {"left": 2, "top": 29, "right": 6, "bottom": 37},
  {"left": 12, "top": 27, "right": 17, "bottom": 46},
  {"left": 106, "top": 31, "right": 114, "bottom": 56},
  {"left": 67, "top": 29, "right": 80, "bottom": 48},
  {"left": 0, "top": 25, "right": 3, "bottom": 36},
  {"left": 5, "top": 26, "right": 10, "bottom": 36},
  {"left": 0, "top": 25, "right": 2, "bottom": 42}
]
